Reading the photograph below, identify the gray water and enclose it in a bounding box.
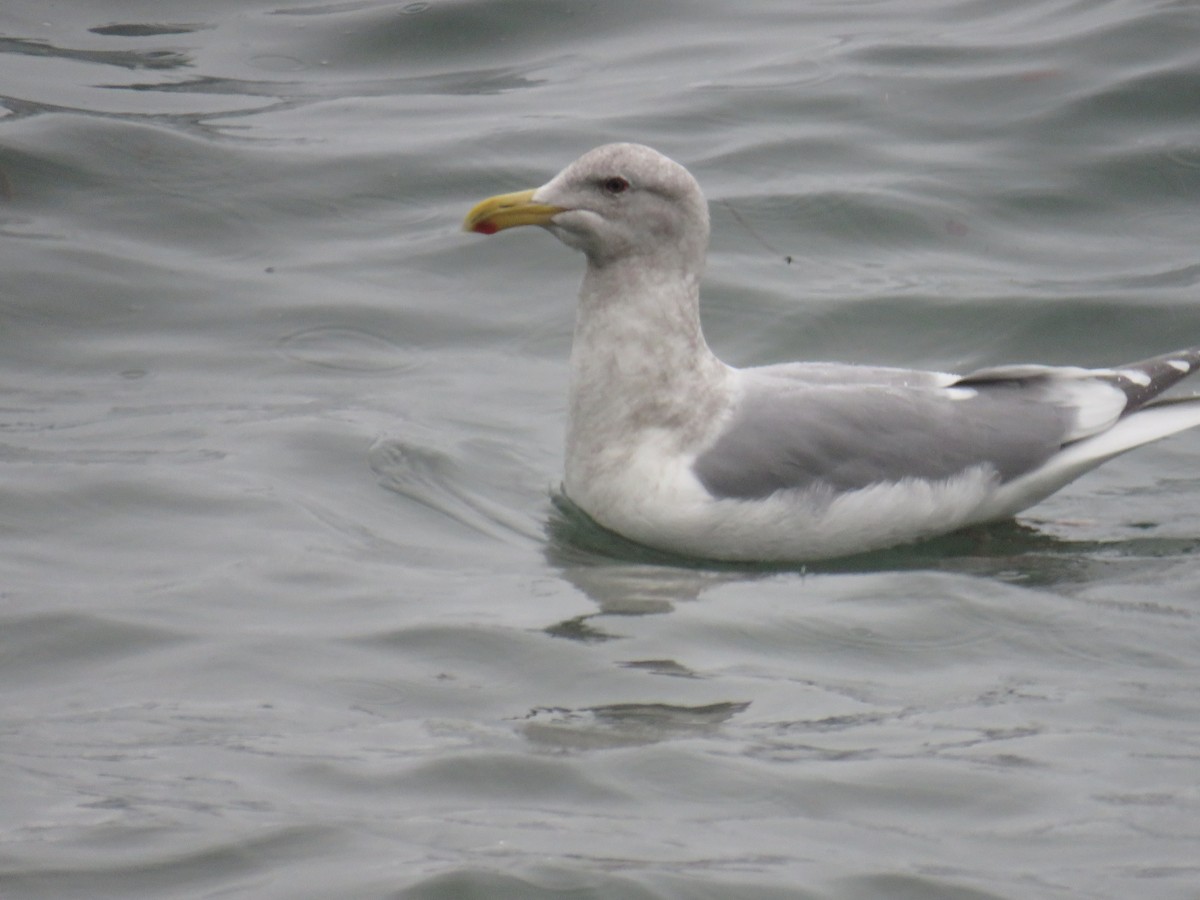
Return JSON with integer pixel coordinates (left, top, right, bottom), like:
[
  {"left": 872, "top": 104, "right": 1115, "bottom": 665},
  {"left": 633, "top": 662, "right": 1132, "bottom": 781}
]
[{"left": 3, "top": 1, "right": 1200, "bottom": 898}]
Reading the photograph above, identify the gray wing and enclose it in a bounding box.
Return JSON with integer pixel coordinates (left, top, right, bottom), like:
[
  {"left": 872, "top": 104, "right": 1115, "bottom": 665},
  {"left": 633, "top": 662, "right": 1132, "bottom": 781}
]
[
  {"left": 693, "top": 379, "right": 1071, "bottom": 499},
  {"left": 693, "top": 347, "right": 1200, "bottom": 501}
]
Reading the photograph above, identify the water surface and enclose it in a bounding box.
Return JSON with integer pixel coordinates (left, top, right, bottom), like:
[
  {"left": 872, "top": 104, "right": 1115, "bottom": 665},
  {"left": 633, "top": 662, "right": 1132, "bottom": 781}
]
[{"left": 3, "top": 1, "right": 1200, "bottom": 898}]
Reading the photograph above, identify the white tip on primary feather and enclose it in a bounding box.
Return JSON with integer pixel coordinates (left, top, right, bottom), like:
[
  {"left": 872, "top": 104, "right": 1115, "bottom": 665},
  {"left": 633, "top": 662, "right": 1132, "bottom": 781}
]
[{"left": 1116, "top": 368, "right": 1153, "bottom": 387}]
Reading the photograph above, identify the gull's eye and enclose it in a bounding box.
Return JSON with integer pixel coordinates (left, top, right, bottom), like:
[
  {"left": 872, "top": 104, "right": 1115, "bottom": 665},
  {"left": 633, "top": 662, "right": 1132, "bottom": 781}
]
[{"left": 602, "top": 176, "right": 630, "bottom": 195}]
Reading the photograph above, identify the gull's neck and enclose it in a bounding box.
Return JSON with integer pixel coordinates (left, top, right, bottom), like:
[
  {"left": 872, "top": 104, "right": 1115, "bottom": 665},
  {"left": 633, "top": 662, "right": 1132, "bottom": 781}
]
[{"left": 565, "top": 251, "right": 731, "bottom": 491}]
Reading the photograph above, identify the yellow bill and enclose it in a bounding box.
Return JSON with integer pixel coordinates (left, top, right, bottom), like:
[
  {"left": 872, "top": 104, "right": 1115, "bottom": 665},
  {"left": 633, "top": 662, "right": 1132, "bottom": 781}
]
[{"left": 463, "top": 189, "right": 564, "bottom": 235}]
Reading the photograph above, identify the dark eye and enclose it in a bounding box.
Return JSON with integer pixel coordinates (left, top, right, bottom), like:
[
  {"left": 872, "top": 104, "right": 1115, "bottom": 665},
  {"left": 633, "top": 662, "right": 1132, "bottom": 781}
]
[{"left": 602, "top": 176, "right": 630, "bottom": 195}]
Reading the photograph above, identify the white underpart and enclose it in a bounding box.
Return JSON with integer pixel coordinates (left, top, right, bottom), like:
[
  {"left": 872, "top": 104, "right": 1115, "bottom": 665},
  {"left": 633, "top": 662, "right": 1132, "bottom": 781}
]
[{"left": 575, "top": 450, "right": 1005, "bottom": 562}]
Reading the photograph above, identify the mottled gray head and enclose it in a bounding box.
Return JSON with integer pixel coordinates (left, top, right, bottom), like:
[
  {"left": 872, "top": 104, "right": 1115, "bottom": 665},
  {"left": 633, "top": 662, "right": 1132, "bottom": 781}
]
[
  {"left": 536, "top": 143, "right": 710, "bottom": 267},
  {"left": 465, "top": 143, "right": 710, "bottom": 270}
]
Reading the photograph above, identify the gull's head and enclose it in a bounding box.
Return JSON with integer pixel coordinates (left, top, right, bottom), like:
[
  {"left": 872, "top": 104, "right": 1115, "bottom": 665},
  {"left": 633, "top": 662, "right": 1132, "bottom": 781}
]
[{"left": 464, "top": 143, "right": 710, "bottom": 268}]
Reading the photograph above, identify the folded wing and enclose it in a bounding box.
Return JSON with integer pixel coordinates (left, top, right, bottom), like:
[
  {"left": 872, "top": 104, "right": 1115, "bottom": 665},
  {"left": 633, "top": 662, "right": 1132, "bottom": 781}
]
[{"left": 694, "top": 348, "right": 1200, "bottom": 501}]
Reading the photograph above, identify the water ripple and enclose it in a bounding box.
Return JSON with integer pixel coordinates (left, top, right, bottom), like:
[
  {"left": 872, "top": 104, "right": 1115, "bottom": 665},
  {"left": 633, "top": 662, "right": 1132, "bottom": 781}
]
[
  {"left": 277, "top": 325, "right": 417, "bottom": 372},
  {"left": 368, "top": 436, "right": 540, "bottom": 545}
]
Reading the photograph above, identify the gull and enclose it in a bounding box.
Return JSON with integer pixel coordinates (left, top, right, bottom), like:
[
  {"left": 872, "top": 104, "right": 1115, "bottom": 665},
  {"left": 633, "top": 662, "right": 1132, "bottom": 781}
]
[{"left": 464, "top": 143, "right": 1200, "bottom": 562}]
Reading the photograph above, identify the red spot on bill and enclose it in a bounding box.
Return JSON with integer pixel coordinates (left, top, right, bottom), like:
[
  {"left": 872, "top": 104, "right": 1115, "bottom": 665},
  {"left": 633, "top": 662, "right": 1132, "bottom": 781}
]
[{"left": 474, "top": 220, "right": 498, "bottom": 235}]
